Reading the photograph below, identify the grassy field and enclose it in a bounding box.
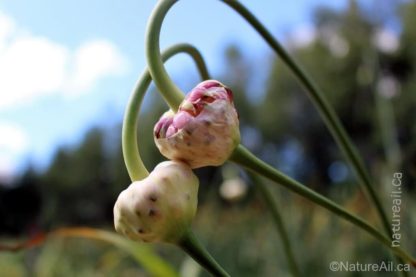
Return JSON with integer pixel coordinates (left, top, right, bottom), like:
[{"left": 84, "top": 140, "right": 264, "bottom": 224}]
[{"left": 1, "top": 181, "right": 414, "bottom": 277}]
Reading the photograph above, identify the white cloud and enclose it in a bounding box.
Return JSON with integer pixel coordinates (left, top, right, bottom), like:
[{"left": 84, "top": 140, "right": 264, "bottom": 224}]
[
  {"left": 64, "top": 40, "right": 128, "bottom": 96},
  {"left": 0, "top": 122, "right": 28, "bottom": 152},
  {"left": 0, "top": 12, "right": 129, "bottom": 110},
  {"left": 0, "top": 122, "right": 28, "bottom": 180},
  {"left": 0, "top": 36, "right": 69, "bottom": 108},
  {"left": 0, "top": 11, "right": 15, "bottom": 51}
]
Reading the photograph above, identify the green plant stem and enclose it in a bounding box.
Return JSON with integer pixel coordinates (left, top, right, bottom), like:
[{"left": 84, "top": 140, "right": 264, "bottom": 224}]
[
  {"left": 122, "top": 43, "right": 229, "bottom": 275},
  {"left": 369, "top": 51, "right": 401, "bottom": 171},
  {"left": 367, "top": 50, "right": 407, "bottom": 277},
  {"left": 375, "top": 87, "right": 402, "bottom": 170},
  {"left": 249, "top": 173, "right": 300, "bottom": 277},
  {"left": 144, "top": 0, "right": 413, "bottom": 266},
  {"left": 179, "top": 230, "right": 230, "bottom": 277},
  {"left": 224, "top": 1, "right": 410, "bottom": 273},
  {"left": 221, "top": 0, "right": 392, "bottom": 239},
  {"left": 146, "top": 0, "right": 391, "bottom": 242},
  {"left": 146, "top": 0, "right": 185, "bottom": 111},
  {"left": 122, "top": 43, "right": 209, "bottom": 181},
  {"left": 231, "top": 145, "right": 416, "bottom": 266}
]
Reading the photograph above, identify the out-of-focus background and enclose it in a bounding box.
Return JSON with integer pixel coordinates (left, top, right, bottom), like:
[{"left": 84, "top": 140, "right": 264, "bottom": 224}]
[{"left": 0, "top": 0, "right": 415, "bottom": 276}]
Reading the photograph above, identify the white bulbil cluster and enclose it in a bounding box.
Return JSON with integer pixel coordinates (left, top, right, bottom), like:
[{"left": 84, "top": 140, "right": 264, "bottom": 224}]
[
  {"left": 115, "top": 80, "right": 240, "bottom": 244},
  {"left": 114, "top": 161, "right": 198, "bottom": 243}
]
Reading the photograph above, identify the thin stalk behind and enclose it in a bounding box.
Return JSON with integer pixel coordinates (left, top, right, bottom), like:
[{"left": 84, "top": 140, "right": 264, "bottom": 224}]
[
  {"left": 144, "top": 0, "right": 414, "bottom": 266},
  {"left": 221, "top": 0, "right": 392, "bottom": 239},
  {"left": 231, "top": 145, "right": 416, "bottom": 265},
  {"left": 249, "top": 173, "right": 300, "bottom": 277}
]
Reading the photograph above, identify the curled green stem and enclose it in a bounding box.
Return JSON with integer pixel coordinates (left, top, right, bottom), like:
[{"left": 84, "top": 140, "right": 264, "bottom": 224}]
[
  {"left": 122, "top": 43, "right": 230, "bottom": 276},
  {"left": 146, "top": 0, "right": 390, "bottom": 240},
  {"left": 248, "top": 173, "right": 300, "bottom": 277},
  {"left": 231, "top": 145, "right": 416, "bottom": 265},
  {"left": 122, "top": 43, "right": 209, "bottom": 181},
  {"left": 146, "top": 0, "right": 185, "bottom": 111},
  {"left": 145, "top": 0, "right": 415, "bottom": 268}
]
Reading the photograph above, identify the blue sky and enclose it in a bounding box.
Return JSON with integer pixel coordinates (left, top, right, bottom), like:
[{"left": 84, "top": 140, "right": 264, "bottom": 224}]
[{"left": 0, "top": 0, "right": 348, "bottom": 181}]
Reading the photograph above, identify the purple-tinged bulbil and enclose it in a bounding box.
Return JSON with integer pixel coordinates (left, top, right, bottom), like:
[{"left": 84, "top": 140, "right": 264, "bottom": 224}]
[{"left": 154, "top": 80, "right": 240, "bottom": 168}]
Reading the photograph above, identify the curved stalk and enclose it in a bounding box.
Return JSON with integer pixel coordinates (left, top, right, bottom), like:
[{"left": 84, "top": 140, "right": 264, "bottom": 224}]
[
  {"left": 145, "top": 0, "right": 185, "bottom": 111},
  {"left": 249, "top": 173, "right": 300, "bottom": 277},
  {"left": 122, "top": 43, "right": 209, "bottom": 181},
  {"left": 231, "top": 145, "right": 416, "bottom": 265},
  {"left": 146, "top": 0, "right": 390, "bottom": 238},
  {"left": 144, "top": 0, "right": 414, "bottom": 267},
  {"left": 122, "top": 43, "right": 229, "bottom": 276},
  {"left": 221, "top": 0, "right": 392, "bottom": 239}
]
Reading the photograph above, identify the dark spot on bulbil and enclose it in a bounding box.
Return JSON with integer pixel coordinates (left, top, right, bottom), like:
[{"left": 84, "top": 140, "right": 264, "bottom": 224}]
[
  {"left": 148, "top": 209, "right": 156, "bottom": 216},
  {"left": 185, "top": 128, "right": 193, "bottom": 135},
  {"left": 138, "top": 228, "right": 145, "bottom": 234},
  {"left": 204, "top": 120, "right": 211, "bottom": 127},
  {"left": 135, "top": 210, "right": 141, "bottom": 217},
  {"left": 203, "top": 133, "right": 215, "bottom": 145},
  {"left": 149, "top": 195, "right": 157, "bottom": 202},
  {"left": 179, "top": 158, "right": 189, "bottom": 164},
  {"left": 186, "top": 141, "right": 192, "bottom": 146}
]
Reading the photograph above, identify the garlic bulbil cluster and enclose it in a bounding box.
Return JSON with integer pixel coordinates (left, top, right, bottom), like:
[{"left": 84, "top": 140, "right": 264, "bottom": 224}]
[
  {"left": 114, "top": 161, "right": 198, "bottom": 243},
  {"left": 154, "top": 80, "right": 240, "bottom": 168},
  {"left": 115, "top": 80, "right": 239, "bottom": 244}
]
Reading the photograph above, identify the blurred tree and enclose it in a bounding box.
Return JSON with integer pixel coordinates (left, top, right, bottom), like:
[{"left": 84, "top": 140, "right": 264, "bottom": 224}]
[
  {"left": 256, "top": 0, "right": 416, "bottom": 193},
  {"left": 39, "top": 128, "right": 115, "bottom": 226},
  {"left": 0, "top": 167, "right": 41, "bottom": 235}
]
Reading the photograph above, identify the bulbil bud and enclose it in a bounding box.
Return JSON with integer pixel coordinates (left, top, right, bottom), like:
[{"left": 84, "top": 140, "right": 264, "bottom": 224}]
[
  {"left": 154, "top": 80, "right": 240, "bottom": 168},
  {"left": 113, "top": 161, "right": 199, "bottom": 243}
]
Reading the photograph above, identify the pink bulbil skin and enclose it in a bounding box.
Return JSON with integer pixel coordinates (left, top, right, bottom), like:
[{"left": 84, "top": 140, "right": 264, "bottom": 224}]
[{"left": 154, "top": 80, "right": 240, "bottom": 168}]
